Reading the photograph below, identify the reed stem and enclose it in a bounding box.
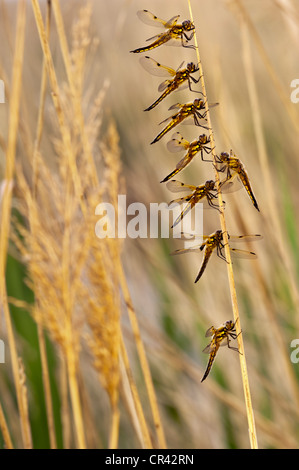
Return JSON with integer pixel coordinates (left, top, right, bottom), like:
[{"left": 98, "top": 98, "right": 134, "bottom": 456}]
[{"left": 187, "top": 0, "right": 258, "bottom": 449}]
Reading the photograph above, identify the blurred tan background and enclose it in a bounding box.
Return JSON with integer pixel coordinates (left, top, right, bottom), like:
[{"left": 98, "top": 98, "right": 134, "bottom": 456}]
[{"left": 1, "top": 0, "right": 299, "bottom": 449}]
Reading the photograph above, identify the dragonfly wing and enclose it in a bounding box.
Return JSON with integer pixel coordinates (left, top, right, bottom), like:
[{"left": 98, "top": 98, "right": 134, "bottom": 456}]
[
  {"left": 169, "top": 196, "right": 188, "bottom": 205},
  {"left": 202, "top": 342, "right": 216, "bottom": 354},
  {"left": 179, "top": 232, "right": 202, "bottom": 241},
  {"left": 228, "top": 234, "right": 263, "bottom": 243},
  {"left": 164, "top": 15, "right": 180, "bottom": 28},
  {"left": 220, "top": 176, "right": 242, "bottom": 194},
  {"left": 167, "top": 132, "right": 190, "bottom": 152},
  {"left": 176, "top": 61, "right": 185, "bottom": 72},
  {"left": 166, "top": 180, "right": 196, "bottom": 193},
  {"left": 145, "top": 32, "right": 165, "bottom": 42},
  {"left": 168, "top": 102, "right": 182, "bottom": 111},
  {"left": 158, "top": 115, "right": 173, "bottom": 125},
  {"left": 172, "top": 202, "right": 193, "bottom": 227},
  {"left": 171, "top": 246, "right": 201, "bottom": 255},
  {"left": 137, "top": 10, "right": 170, "bottom": 28},
  {"left": 175, "top": 81, "right": 189, "bottom": 92},
  {"left": 230, "top": 248, "right": 257, "bottom": 259},
  {"left": 139, "top": 56, "right": 175, "bottom": 77},
  {"left": 158, "top": 79, "right": 172, "bottom": 92},
  {"left": 205, "top": 326, "right": 216, "bottom": 337}
]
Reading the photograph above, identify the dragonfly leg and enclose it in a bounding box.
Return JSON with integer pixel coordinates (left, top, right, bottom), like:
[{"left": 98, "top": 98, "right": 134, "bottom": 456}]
[
  {"left": 188, "top": 78, "right": 203, "bottom": 94},
  {"left": 207, "top": 197, "right": 222, "bottom": 213},
  {"left": 193, "top": 113, "right": 209, "bottom": 130},
  {"left": 204, "top": 146, "right": 213, "bottom": 154},
  {"left": 217, "top": 244, "right": 228, "bottom": 263},
  {"left": 227, "top": 342, "right": 242, "bottom": 354},
  {"left": 182, "top": 32, "right": 196, "bottom": 49},
  {"left": 230, "top": 331, "right": 242, "bottom": 340},
  {"left": 201, "top": 148, "right": 213, "bottom": 162}
]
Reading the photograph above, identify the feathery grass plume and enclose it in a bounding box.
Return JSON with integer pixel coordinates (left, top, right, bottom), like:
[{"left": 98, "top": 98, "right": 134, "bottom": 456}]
[
  {"left": 13, "top": 3, "right": 123, "bottom": 448},
  {"left": 187, "top": 0, "right": 258, "bottom": 448},
  {"left": 14, "top": 121, "right": 123, "bottom": 448}
]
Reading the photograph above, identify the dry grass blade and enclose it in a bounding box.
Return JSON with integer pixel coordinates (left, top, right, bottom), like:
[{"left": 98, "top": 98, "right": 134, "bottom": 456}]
[
  {"left": 187, "top": 0, "right": 258, "bottom": 449},
  {"left": 31, "top": 0, "right": 57, "bottom": 449},
  {"left": 120, "top": 337, "right": 153, "bottom": 449},
  {"left": 0, "top": 403, "right": 13, "bottom": 449},
  {"left": 0, "top": 0, "right": 32, "bottom": 449}
]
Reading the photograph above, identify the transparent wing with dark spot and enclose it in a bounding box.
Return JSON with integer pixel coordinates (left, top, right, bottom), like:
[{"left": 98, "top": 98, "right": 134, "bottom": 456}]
[
  {"left": 166, "top": 180, "right": 196, "bottom": 193},
  {"left": 139, "top": 56, "right": 176, "bottom": 77},
  {"left": 167, "top": 132, "right": 190, "bottom": 152},
  {"left": 137, "top": 10, "right": 179, "bottom": 28}
]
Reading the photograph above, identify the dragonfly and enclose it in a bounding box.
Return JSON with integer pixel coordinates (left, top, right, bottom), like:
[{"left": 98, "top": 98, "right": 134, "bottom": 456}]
[
  {"left": 167, "top": 179, "right": 220, "bottom": 228},
  {"left": 151, "top": 99, "right": 218, "bottom": 145},
  {"left": 130, "top": 10, "right": 195, "bottom": 54},
  {"left": 201, "top": 320, "right": 241, "bottom": 382},
  {"left": 216, "top": 150, "right": 260, "bottom": 211},
  {"left": 140, "top": 57, "right": 200, "bottom": 111},
  {"left": 161, "top": 132, "right": 212, "bottom": 183},
  {"left": 172, "top": 230, "right": 262, "bottom": 283}
]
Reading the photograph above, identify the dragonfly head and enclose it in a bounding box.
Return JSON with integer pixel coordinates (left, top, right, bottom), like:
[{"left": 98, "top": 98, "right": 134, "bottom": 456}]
[
  {"left": 219, "top": 152, "right": 230, "bottom": 163},
  {"left": 187, "top": 62, "right": 198, "bottom": 73},
  {"left": 193, "top": 98, "right": 205, "bottom": 109},
  {"left": 225, "top": 320, "right": 235, "bottom": 331},
  {"left": 205, "top": 180, "right": 215, "bottom": 190},
  {"left": 182, "top": 20, "right": 195, "bottom": 31},
  {"left": 198, "top": 134, "right": 209, "bottom": 144},
  {"left": 215, "top": 229, "right": 223, "bottom": 240}
]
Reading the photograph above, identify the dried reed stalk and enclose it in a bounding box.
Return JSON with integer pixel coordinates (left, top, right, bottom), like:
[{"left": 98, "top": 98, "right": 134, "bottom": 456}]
[
  {"left": 31, "top": 0, "right": 57, "bottom": 449},
  {"left": 0, "top": 0, "right": 32, "bottom": 449},
  {"left": 120, "top": 337, "right": 153, "bottom": 448},
  {"left": 0, "top": 403, "right": 13, "bottom": 449},
  {"left": 187, "top": 0, "right": 258, "bottom": 449},
  {"left": 118, "top": 266, "right": 167, "bottom": 449}
]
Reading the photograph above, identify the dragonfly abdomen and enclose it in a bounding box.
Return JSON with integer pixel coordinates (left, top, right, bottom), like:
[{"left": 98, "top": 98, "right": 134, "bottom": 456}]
[
  {"left": 151, "top": 115, "right": 182, "bottom": 144},
  {"left": 144, "top": 85, "right": 175, "bottom": 111},
  {"left": 201, "top": 347, "right": 218, "bottom": 382},
  {"left": 195, "top": 247, "right": 213, "bottom": 283},
  {"left": 239, "top": 171, "right": 260, "bottom": 211},
  {"left": 130, "top": 33, "right": 171, "bottom": 54}
]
